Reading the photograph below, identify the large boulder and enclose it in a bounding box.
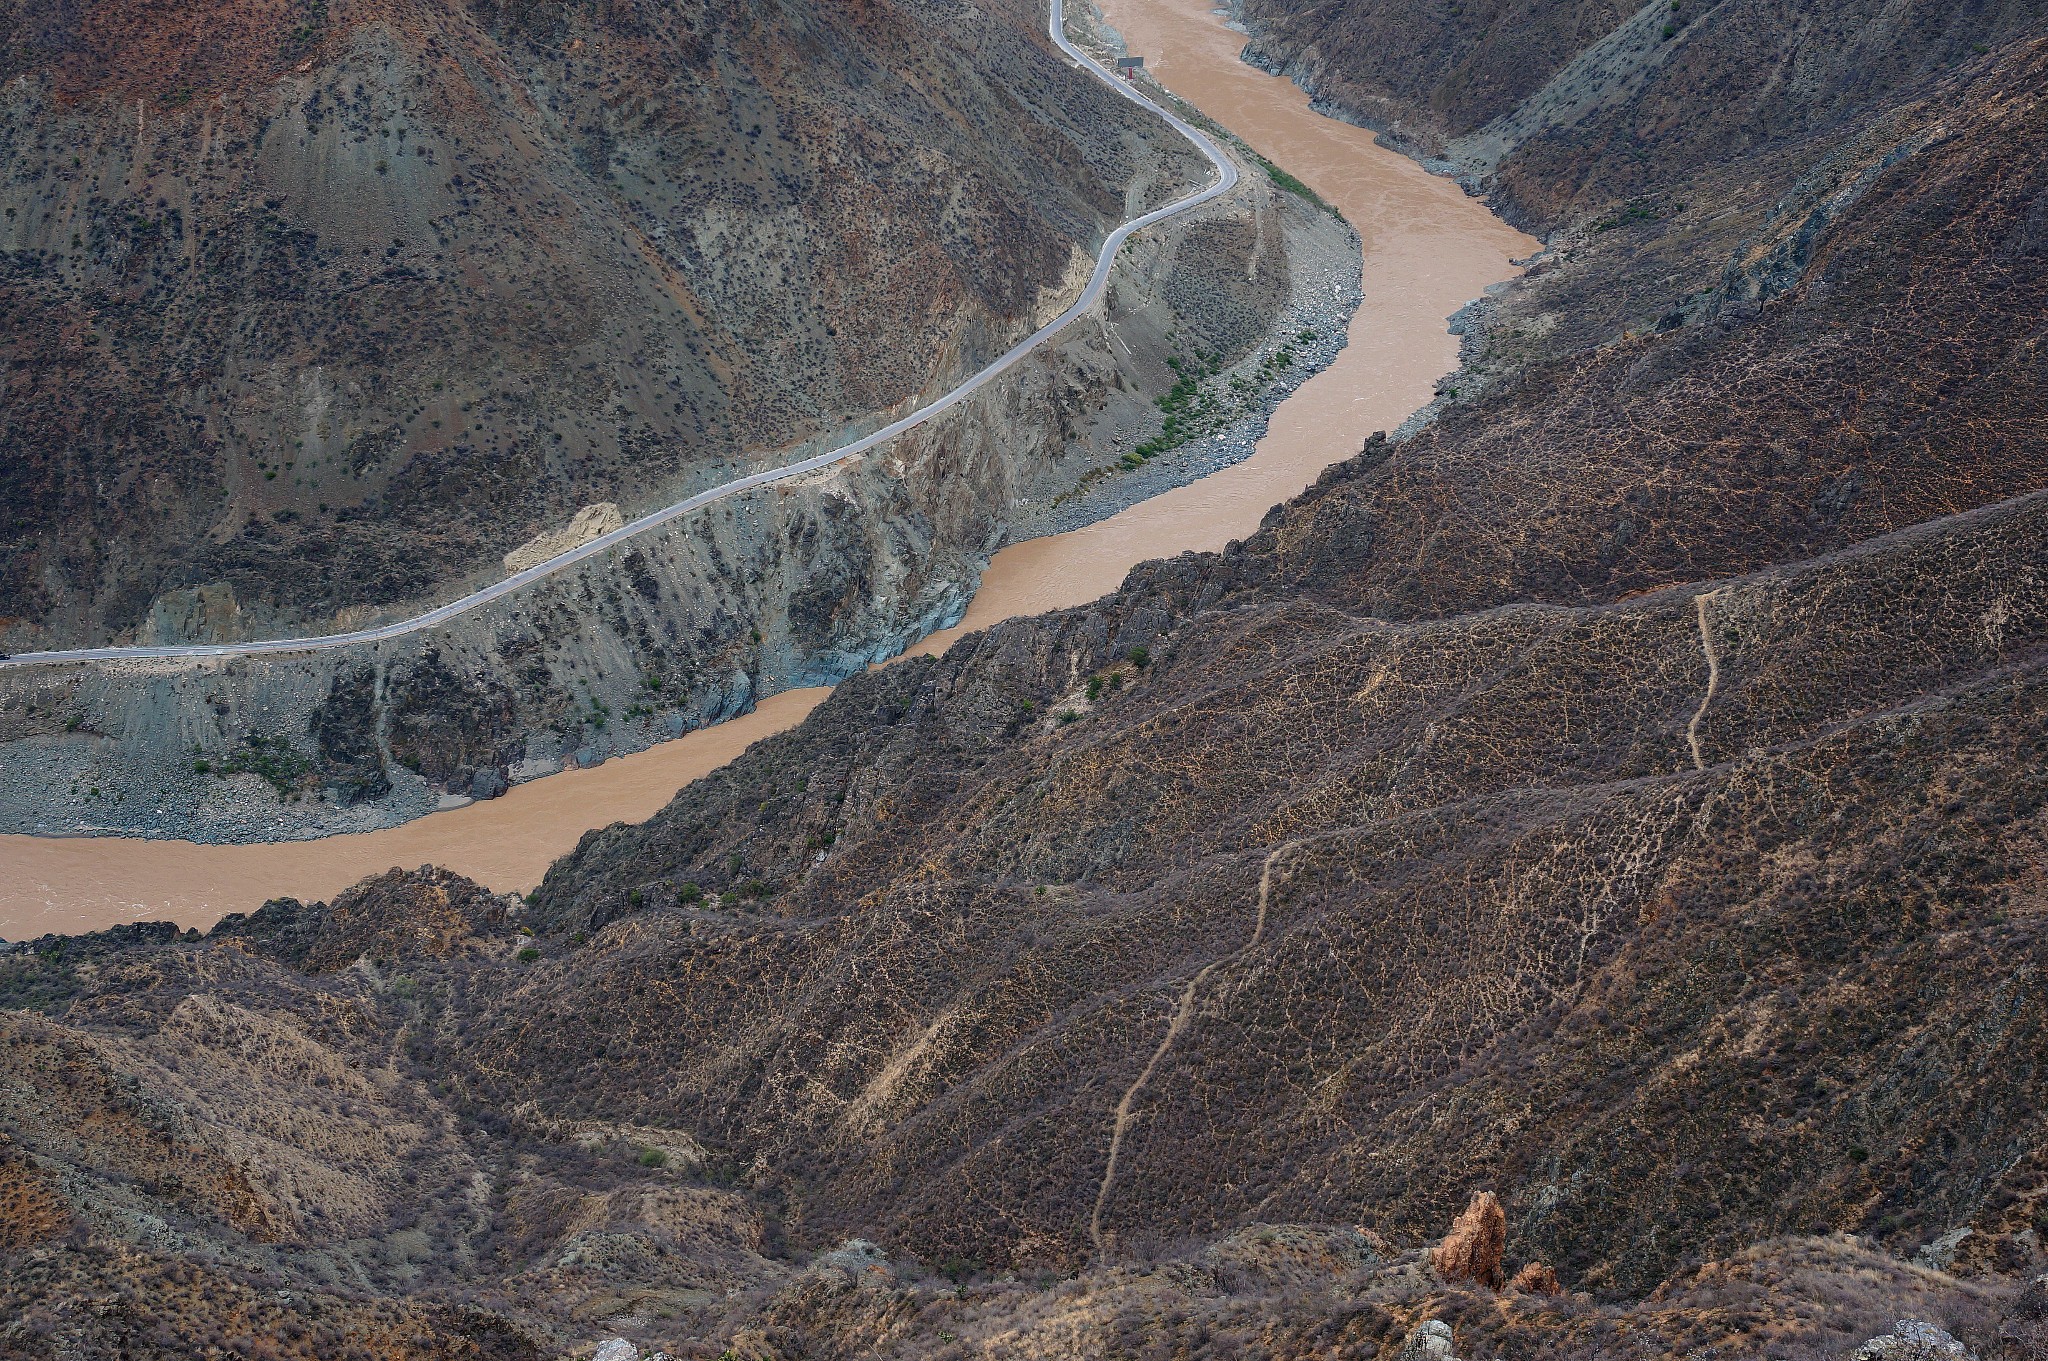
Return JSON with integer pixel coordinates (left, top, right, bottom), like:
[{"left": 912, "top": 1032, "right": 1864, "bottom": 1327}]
[
  {"left": 1396, "top": 1319, "right": 1458, "bottom": 1361},
  {"left": 1852, "top": 1320, "right": 1976, "bottom": 1361}
]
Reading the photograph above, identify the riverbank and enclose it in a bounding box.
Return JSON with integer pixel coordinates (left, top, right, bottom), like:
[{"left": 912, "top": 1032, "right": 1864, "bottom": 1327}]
[
  {"left": 0, "top": 0, "right": 1534, "bottom": 939},
  {"left": 0, "top": 31, "right": 1358, "bottom": 856},
  {"left": 0, "top": 142, "right": 1351, "bottom": 850},
  {"left": 1008, "top": 3, "right": 1363, "bottom": 541}
]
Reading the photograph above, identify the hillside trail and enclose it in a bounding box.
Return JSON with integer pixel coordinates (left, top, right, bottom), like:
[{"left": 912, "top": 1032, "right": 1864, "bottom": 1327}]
[
  {"left": 1089, "top": 840, "right": 1293, "bottom": 1260},
  {"left": 1688, "top": 589, "right": 1726, "bottom": 770}
]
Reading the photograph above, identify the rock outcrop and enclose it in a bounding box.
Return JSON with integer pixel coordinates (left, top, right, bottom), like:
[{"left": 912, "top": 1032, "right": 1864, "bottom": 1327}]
[
  {"left": 210, "top": 864, "right": 512, "bottom": 973},
  {"left": 1853, "top": 1320, "right": 1978, "bottom": 1361},
  {"left": 502, "top": 503, "right": 626, "bottom": 575},
  {"left": 1431, "top": 1192, "right": 1507, "bottom": 1289},
  {"left": 1395, "top": 1319, "right": 1459, "bottom": 1361}
]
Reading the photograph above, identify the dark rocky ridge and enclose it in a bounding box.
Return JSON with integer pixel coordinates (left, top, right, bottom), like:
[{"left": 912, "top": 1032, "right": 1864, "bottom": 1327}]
[
  {"left": 1236, "top": 0, "right": 1638, "bottom": 149},
  {"left": 6, "top": 7, "right": 2048, "bottom": 1360},
  {"left": 492, "top": 8, "right": 2048, "bottom": 1306},
  {"left": 0, "top": 0, "right": 1202, "bottom": 648}
]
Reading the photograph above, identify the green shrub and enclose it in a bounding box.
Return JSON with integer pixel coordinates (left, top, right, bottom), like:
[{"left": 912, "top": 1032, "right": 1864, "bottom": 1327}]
[
  {"left": 1253, "top": 154, "right": 1340, "bottom": 217},
  {"left": 516, "top": 946, "right": 540, "bottom": 963},
  {"left": 637, "top": 1147, "right": 669, "bottom": 1168},
  {"left": 678, "top": 882, "right": 702, "bottom": 904}
]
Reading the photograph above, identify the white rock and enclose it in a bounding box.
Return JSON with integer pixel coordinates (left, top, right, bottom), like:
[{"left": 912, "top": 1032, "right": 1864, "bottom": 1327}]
[
  {"left": 1914, "top": 1226, "right": 1974, "bottom": 1271},
  {"left": 1852, "top": 1320, "right": 1975, "bottom": 1361},
  {"left": 1396, "top": 1319, "right": 1458, "bottom": 1361}
]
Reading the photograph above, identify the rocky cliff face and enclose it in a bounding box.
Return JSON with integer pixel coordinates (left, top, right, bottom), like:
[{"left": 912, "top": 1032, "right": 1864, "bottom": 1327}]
[
  {"left": 0, "top": 0, "right": 1201, "bottom": 649},
  {"left": 0, "top": 152, "right": 1356, "bottom": 841},
  {"left": 1237, "top": 0, "right": 1638, "bottom": 149}
]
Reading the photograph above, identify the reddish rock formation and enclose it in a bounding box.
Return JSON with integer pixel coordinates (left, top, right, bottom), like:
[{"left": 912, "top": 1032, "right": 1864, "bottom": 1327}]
[
  {"left": 1430, "top": 1192, "right": 1506, "bottom": 1289},
  {"left": 1509, "top": 1262, "right": 1563, "bottom": 1296}
]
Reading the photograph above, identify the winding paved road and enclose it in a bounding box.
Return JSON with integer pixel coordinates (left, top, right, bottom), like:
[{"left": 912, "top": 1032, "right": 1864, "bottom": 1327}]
[{"left": 1, "top": 0, "right": 1236, "bottom": 671}]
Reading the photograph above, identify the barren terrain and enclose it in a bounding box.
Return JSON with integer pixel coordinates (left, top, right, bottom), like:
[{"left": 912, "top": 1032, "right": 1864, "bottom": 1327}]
[
  {"left": 4, "top": 2, "right": 2047, "bottom": 1359},
  {"left": 0, "top": 0, "right": 1200, "bottom": 648}
]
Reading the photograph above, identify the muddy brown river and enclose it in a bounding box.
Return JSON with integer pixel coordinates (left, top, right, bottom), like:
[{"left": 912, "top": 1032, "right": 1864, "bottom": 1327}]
[{"left": 0, "top": 0, "right": 1535, "bottom": 940}]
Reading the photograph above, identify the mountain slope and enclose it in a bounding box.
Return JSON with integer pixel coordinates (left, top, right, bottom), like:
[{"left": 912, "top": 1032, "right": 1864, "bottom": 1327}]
[
  {"left": 7, "top": 7, "right": 2048, "bottom": 1360},
  {"left": 1240, "top": 0, "right": 2045, "bottom": 231},
  {"left": 498, "top": 23, "right": 2048, "bottom": 1289},
  {"left": 0, "top": 0, "right": 1201, "bottom": 646}
]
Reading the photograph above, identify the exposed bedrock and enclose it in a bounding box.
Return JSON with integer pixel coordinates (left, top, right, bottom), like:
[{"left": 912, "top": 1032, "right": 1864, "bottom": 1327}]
[
  {"left": 0, "top": 162, "right": 1359, "bottom": 841},
  {"left": 0, "top": 0, "right": 1208, "bottom": 649}
]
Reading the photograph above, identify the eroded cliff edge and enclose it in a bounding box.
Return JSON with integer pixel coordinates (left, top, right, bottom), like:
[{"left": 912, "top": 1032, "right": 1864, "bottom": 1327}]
[{"left": 0, "top": 122, "right": 1361, "bottom": 840}]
